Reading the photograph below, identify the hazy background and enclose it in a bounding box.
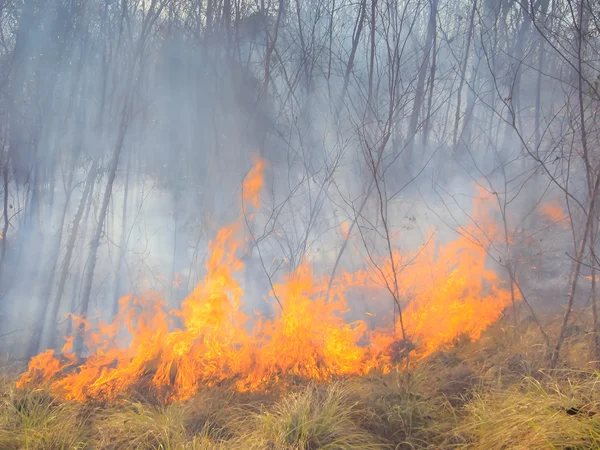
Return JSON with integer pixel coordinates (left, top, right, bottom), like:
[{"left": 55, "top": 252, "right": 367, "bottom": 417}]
[{"left": 0, "top": 0, "right": 597, "bottom": 358}]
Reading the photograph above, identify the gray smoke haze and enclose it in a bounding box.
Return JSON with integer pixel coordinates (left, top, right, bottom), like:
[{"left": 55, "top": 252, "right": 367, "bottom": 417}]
[{"left": 0, "top": 0, "right": 597, "bottom": 358}]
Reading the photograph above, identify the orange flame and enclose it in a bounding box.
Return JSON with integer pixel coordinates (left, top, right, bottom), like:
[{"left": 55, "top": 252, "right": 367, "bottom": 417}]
[
  {"left": 17, "top": 159, "right": 514, "bottom": 402},
  {"left": 340, "top": 221, "right": 350, "bottom": 239},
  {"left": 540, "top": 200, "right": 569, "bottom": 229},
  {"left": 172, "top": 273, "right": 183, "bottom": 287},
  {"left": 243, "top": 155, "right": 266, "bottom": 208}
]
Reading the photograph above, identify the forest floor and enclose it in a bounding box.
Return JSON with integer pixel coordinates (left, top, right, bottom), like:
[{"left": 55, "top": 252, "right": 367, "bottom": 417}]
[{"left": 1, "top": 314, "right": 600, "bottom": 449}]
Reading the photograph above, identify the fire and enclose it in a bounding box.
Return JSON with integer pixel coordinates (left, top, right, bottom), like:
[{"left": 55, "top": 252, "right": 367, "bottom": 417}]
[
  {"left": 172, "top": 273, "right": 183, "bottom": 287},
  {"left": 243, "top": 155, "right": 265, "bottom": 208},
  {"left": 400, "top": 235, "right": 512, "bottom": 357},
  {"left": 540, "top": 200, "right": 569, "bottom": 229},
  {"left": 340, "top": 221, "right": 350, "bottom": 239},
  {"left": 17, "top": 158, "right": 514, "bottom": 402}
]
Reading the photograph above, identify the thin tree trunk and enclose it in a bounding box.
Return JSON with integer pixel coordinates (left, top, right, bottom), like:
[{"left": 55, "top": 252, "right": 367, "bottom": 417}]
[
  {"left": 367, "top": 0, "right": 377, "bottom": 104},
  {"left": 422, "top": 0, "right": 438, "bottom": 147},
  {"left": 1, "top": 163, "right": 8, "bottom": 263},
  {"left": 169, "top": 190, "right": 178, "bottom": 306},
  {"left": 407, "top": 0, "right": 436, "bottom": 155},
  {"left": 534, "top": 0, "right": 550, "bottom": 149},
  {"left": 452, "top": 0, "right": 476, "bottom": 148},
  {"left": 65, "top": 171, "right": 97, "bottom": 339},
  {"left": 326, "top": 133, "right": 393, "bottom": 299},
  {"left": 28, "top": 182, "right": 75, "bottom": 355},
  {"left": 112, "top": 151, "right": 131, "bottom": 317},
  {"left": 47, "top": 160, "right": 98, "bottom": 348},
  {"left": 75, "top": 82, "right": 132, "bottom": 355},
  {"left": 590, "top": 238, "right": 600, "bottom": 366},
  {"left": 327, "top": 0, "right": 335, "bottom": 82},
  {"left": 335, "top": 0, "right": 367, "bottom": 114},
  {"left": 551, "top": 175, "right": 600, "bottom": 368}
]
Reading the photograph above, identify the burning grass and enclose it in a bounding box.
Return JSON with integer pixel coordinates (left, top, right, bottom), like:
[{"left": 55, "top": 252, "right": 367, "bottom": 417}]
[
  {"left": 7, "top": 158, "right": 592, "bottom": 447},
  {"left": 16, "top": 160, "right": 514, "bottom": 404},
  {"left": 4, "top": 318, "right": 600, "bottom": 449}
]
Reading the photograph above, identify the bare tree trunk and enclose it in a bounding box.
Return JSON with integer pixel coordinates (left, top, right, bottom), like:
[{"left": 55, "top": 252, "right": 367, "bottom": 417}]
[
  {"left": 590, "top": 235, "right": 600, "bottom": 366},
  {"left": 551, "top": 175, "right": 600, "bottom": 368},
  {"left": 1, "top": 162, "right": 8, "bottom": 264},
  {"left": 47, "top": 160, "right": 98, "bottom": 348},
  {"left": 367, "top": 0, "right": 377, "bottom": 104},
  {"left": 169, "top": 189, "right": 178, "bottom": 306},
  {"left": 28, "top": 179, "right": 76, "bottom": 355},
  {"left": 534, "top": 0, "right": 551, "bottom": 149},
  {"left": 112, "top": 151, "right": 131, "bottom": 317},
  {"left": 326, "top": 134, "right": 393, "bottom": 298},
  {"left": 75, "top": 83, "right": 133, "bottom": 355},
  {"left": 335, "top": 0, "right": 367, "bottom": 114},
  {"left": 407, "top": 0, "right": 436, "bottom": 155},
  {"left": 257, "top": 0, "right": 283, "bottom": 155},
  {"left": 206, "top": 0, "right": 214, "bottom": 37},
  {"left": 65, "top": 171, "right": 97, "bottom": 339},
  {"left": 422, "top": 0, "right": 438, "bottom": 147},
  {"left": 327, "top": 0, "right": 336, "bottom": 82},
  {"left": 456, "top": 45, "right": 481, "bottom": 151},
  {"left": 452, "top": 0, "right": 476, "bottom": 148}
]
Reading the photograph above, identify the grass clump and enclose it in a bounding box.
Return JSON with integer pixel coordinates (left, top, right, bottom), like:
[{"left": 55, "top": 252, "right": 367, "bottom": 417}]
[
  {"left": 5, "top": 313, "right": 600, "bottom": 449},
  {"left": 94, "top": 387, "right": 244, "bottom": 449},
  {"left": 354, "top": 370, "right": 457, "bottom": 449},
  {"left": 457, "top": 374, "right": 600, "bottom": 449},
  {"left": 96, "top": 401, "right": 198, "bottom": 449},
  {"left": 250, "top": 382, "right": 384, "bottom": 449},
  {"left": 0, "top": 384, "right": 91, "bottom": 449}
]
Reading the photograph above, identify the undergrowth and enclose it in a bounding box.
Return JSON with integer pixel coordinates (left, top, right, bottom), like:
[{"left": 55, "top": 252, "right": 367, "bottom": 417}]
[{"left": 2, "top": 318, "right": 600, "bottom": 449}]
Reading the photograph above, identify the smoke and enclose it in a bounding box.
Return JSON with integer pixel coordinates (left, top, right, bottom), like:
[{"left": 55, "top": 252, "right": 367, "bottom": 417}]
[{"left": 0, "top": 0, "right": 591, "bottom": 359}]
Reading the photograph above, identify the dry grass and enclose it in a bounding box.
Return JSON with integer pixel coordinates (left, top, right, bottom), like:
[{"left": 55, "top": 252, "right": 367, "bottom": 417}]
[
  {"left": 456, "top": 374, "right": 600, "bottom": 449},
  {"left": 247, "top": 382, "right": 384, "bottom": 449},
  {"left": 0, "top": 380, "right": 93, "bottom": 449},
  {"left": 3, "top": 315, "right": 600, "bottom": 449}
]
